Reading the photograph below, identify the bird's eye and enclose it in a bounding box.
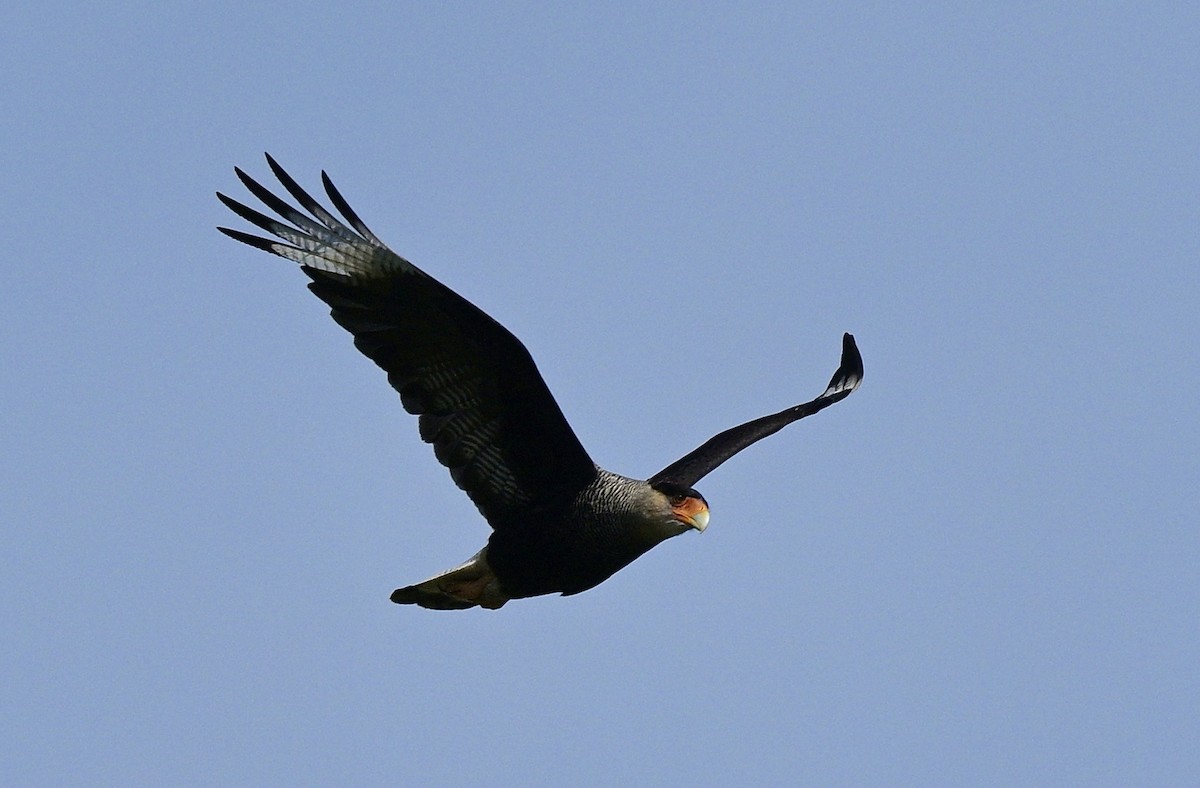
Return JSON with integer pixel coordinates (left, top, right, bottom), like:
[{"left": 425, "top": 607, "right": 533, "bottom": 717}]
[{"left": 670, "top": 494, "right": 688, "bottom": 507}]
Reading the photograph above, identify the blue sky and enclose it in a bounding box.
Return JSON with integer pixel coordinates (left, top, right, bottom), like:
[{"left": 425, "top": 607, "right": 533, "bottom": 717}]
[{"left": 4, "top": 3, "right": 1197, "bottom": 784}]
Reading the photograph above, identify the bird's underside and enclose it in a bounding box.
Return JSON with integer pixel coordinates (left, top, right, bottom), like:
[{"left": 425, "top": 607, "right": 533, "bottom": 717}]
[{"left": 218, "top": 154, "right": 863, "bottom": 610}]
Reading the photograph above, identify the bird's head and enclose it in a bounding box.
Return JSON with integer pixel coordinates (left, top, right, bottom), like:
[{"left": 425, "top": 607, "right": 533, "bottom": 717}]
[{"left": 650, "top": 480, "right": 710, "bottom": 534}]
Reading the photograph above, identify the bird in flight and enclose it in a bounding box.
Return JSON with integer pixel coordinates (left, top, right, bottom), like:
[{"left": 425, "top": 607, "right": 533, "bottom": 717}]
[{"left": 218, "top": 154, "right": 863, "bottom": 610}]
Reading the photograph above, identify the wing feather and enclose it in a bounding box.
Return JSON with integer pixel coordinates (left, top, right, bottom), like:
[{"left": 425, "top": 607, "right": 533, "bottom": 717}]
[
  {"left": 219, "top": 155, "right": 597, "bottom": 525},
  {"left": 650, "top": 333, "right": 863, "bottom": 488}
]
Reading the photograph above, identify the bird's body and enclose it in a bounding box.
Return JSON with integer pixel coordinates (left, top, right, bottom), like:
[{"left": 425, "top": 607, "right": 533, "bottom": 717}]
[
  {"left": 403, "top": 470, "right": 705, "bottom": 609},
  {"left": 219, "top": 155, "right": 862, "bottom": 610},
  {"left": 484, "top": 470, "right": 706, "bottom": 599}
]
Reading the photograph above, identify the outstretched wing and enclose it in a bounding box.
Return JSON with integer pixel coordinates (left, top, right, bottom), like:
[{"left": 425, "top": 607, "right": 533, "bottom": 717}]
[
  {"left": 650, "top": 333, "right": 863, "bottom": 488},
  {"left": 218, "top": 154, "right": 598, "bottom": 526}
]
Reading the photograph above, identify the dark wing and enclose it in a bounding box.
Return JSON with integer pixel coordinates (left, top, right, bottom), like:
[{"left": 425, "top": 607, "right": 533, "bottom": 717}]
[
  {"left": 649, "top": 333, "right": 863, "bottom": 488},
  {"left": 217, "top": 154, "right": 598, "bottom": 526}
]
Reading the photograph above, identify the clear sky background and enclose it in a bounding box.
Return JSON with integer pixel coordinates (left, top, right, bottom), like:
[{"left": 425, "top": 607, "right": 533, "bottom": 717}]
[{"left": 4, "top": 3, "right": 1197, "bottom": 785}]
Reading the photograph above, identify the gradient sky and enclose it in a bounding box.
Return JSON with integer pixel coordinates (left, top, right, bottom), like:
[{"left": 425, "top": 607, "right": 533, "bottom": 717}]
[{"left": 4, "top": 3, "right": 1197, "bottom": 784}]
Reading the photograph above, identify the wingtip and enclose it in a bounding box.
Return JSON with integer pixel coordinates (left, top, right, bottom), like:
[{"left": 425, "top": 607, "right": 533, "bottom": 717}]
[
  {"left": 841, "top": 332, "right": 858, "bottom": 358},
  {"left": 842, "top": 332, "right": 861, "bottom": 370},
  {"left": 826, "top": 332, "right": 863, "bottom": 397},
  {"left": 216, "top": 225, "right": 281, "bottom": 254},
  {"left": 264, "top": 151, "right": 286, "bottom": 179},
  {"left": 232, "top": 165, "right": 259, "bottom": 192}
]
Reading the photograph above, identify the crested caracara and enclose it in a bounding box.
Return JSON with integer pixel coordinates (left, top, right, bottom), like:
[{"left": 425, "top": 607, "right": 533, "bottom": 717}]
[{"left": 218, "top": 155, "right": 863, "bottom": 610}]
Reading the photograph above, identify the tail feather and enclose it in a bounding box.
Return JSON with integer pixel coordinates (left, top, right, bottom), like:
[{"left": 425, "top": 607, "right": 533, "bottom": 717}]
[{"left": 390, "top": 548, "right": 509, "bottom": 610}]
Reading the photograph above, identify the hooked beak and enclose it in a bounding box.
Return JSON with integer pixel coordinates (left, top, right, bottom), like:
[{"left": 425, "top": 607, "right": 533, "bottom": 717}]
[{"left": 674, "top": 497, "right": 710, "bottom": 533}]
